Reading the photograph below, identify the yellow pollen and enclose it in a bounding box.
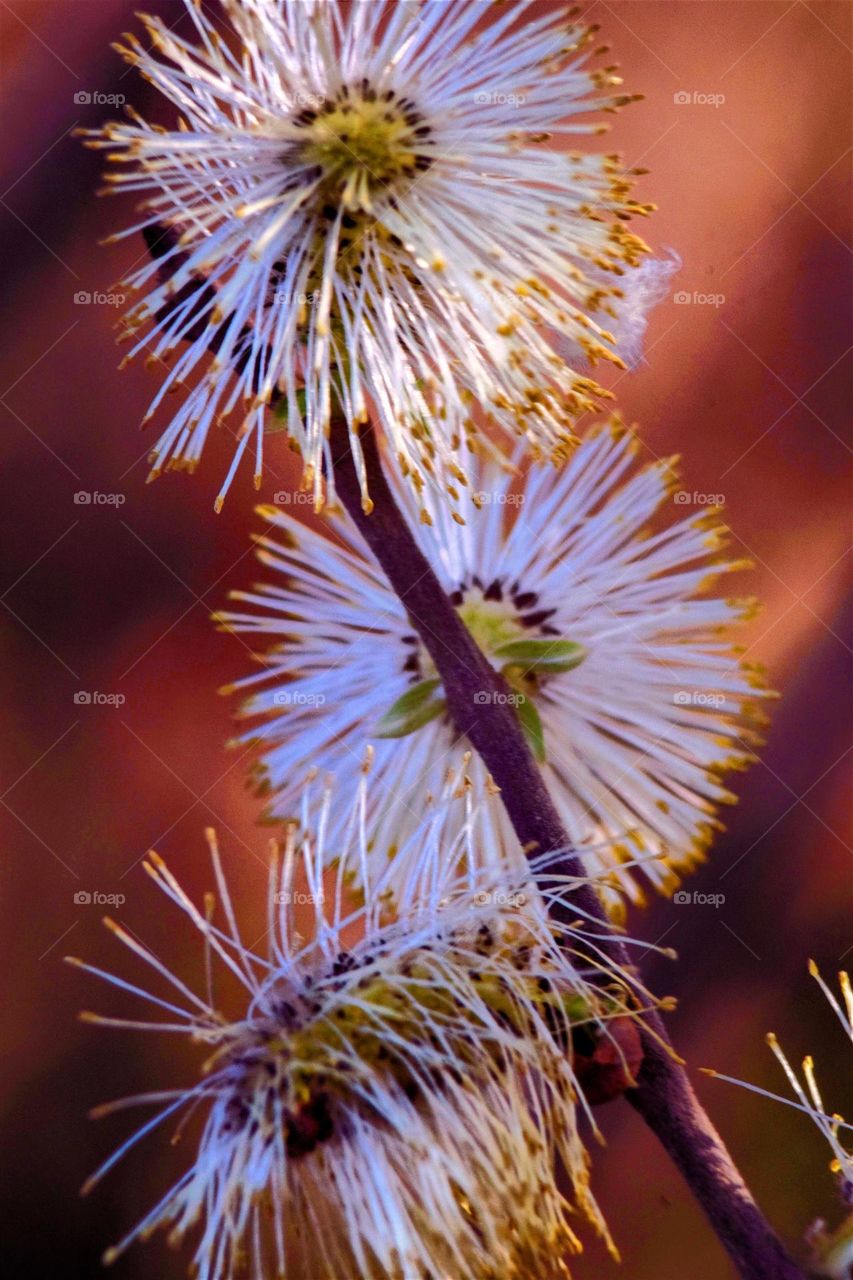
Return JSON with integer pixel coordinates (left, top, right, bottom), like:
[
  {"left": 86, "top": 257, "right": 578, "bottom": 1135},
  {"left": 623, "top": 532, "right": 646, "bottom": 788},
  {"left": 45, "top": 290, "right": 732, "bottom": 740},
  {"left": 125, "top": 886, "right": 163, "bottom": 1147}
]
[{"left": 297, "top": 92, "right": 427, "bottom": 210}]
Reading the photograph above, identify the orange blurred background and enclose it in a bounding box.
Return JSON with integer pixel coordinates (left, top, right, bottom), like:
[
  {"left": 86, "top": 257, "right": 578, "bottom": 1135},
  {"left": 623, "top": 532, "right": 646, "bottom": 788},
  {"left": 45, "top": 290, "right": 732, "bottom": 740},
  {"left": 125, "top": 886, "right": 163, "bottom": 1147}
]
[{"left": 0, "top": 2, "right": 850, "bottom": 1277}]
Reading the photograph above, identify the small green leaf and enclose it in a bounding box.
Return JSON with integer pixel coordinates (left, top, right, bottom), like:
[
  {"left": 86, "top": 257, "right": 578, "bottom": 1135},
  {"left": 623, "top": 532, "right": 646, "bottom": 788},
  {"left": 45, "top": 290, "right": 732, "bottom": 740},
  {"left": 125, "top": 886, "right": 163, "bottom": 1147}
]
[
  {"left": 267, "top": 388, "right": 308, "bottom": 430},
  {"left": 269, "top": 357, "right": 350, "bottom": 428},
  {"left": 562, "top": 993, "right": 594, "bottom": 1022},
  {"left": 382, "top": 678, "right": 442, "bottom": 715},
  {"left": 514, "top": 692, "right": 546, "bottom": 764},
  {"left": 495, "top": 638, "right": 587, "bottom": 674},
  {"left": 375, "top": 679, "right": 446, "bottom": 739}
]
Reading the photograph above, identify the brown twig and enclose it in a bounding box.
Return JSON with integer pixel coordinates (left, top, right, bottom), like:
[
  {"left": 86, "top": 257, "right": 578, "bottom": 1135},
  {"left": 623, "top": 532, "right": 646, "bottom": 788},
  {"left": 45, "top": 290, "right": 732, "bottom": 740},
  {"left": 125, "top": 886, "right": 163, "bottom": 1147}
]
[{"left": 327, "top": 417, "right": 805, "bottom": 1280}]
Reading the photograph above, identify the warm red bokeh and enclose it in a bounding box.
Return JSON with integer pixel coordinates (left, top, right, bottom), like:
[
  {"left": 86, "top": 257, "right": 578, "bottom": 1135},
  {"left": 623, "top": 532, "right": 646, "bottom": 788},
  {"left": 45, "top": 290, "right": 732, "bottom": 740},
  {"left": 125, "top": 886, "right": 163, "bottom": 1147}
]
[{"left": 0, "top": 3, "right": 850, "bottom": 1277}]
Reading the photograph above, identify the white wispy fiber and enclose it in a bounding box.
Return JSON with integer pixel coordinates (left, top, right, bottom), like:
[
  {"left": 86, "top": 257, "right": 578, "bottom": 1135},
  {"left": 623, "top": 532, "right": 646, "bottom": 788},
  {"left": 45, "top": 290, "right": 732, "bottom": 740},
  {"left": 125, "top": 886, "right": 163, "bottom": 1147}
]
[
  {"left": 219, "top": 421, "right": 771, "bottom": 912},
  {"left": 70, "top": 771, "right": 659, "bottom": 1279},
  {"left": 707, "top": 962, "right": 852, "bottom": 1193},
  {"left": 706, "top": 962, "right": 853, "bottom": 1279},
  {"left": 85, "top": 0, "right": 656, "bottom": 512}
]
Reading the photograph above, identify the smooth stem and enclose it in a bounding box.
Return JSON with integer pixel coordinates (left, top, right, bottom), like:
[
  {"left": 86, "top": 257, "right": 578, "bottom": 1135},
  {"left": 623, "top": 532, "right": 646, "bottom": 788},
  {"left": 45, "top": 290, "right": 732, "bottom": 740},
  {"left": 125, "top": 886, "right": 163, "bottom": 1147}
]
[{"left": 328, "top": 417, "right": 805, "bottom": 1280}]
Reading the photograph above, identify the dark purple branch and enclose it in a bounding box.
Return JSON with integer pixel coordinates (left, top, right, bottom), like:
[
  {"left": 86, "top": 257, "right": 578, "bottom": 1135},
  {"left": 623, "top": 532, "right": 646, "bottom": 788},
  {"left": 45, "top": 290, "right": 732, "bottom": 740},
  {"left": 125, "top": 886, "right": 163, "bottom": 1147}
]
[
  {"left": 328, "top": 418, "right": 805, "bottom": 1280},
  {"left": 330, "top": 423, "right": 596, "bottom": 910}
]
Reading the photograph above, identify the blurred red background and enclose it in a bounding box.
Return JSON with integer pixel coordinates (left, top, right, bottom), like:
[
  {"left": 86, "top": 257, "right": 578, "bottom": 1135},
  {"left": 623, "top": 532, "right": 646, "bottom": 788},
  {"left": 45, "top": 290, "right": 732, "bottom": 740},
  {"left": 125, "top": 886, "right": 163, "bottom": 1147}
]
[{"left": 0, "top": 2, "right": 850, "bottom": 1277}]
